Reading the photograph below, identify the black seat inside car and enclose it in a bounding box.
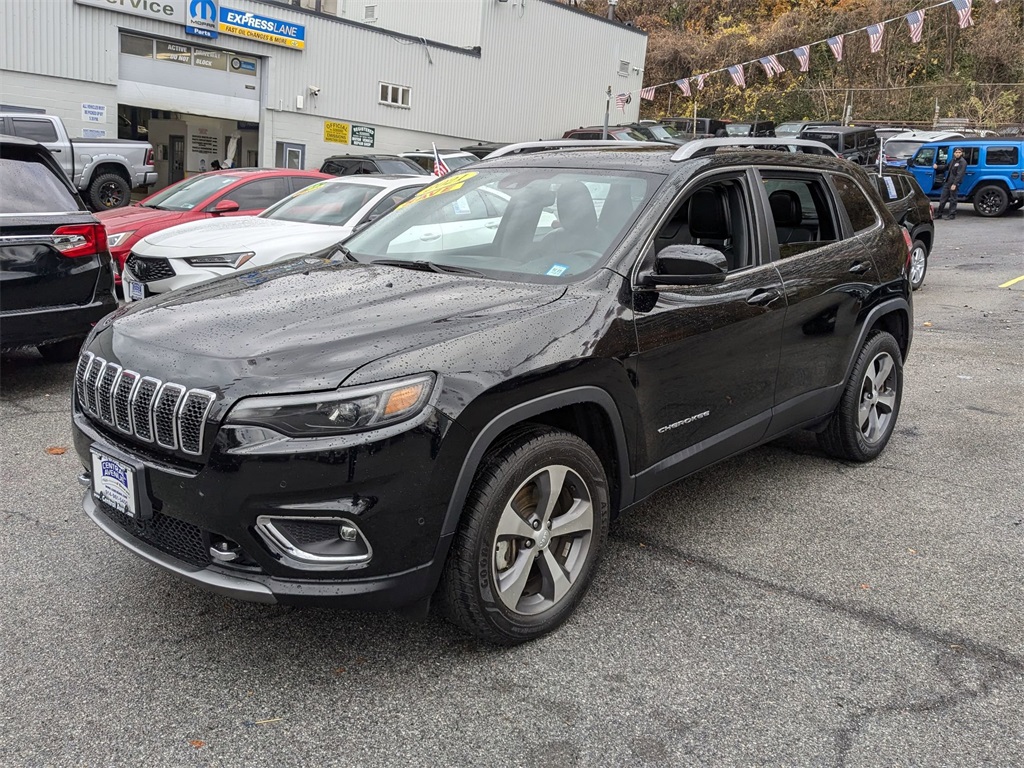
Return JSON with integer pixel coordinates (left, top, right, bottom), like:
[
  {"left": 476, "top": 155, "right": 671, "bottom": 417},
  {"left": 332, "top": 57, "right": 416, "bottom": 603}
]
[
  {"left": 768, "top": 189, "right": 816, "bottom": 243},
  {"left": 688, "top": 187, "right": 736, "bottom": 268}
]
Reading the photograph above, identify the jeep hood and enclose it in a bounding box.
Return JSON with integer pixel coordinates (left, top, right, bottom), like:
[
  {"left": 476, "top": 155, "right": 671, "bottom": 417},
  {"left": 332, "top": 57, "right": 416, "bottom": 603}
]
[{"left": 90, "top": 258, "right": 566, "bottom": 399}]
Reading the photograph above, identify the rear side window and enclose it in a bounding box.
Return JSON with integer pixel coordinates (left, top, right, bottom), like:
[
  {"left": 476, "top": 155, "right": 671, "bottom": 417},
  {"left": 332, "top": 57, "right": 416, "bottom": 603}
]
[
  {"left": 986, "top": 146, "right": 1019, "bottom": 165},
  {"left": 0, "top": 158, "right": 80, "bottom": 213},
  {"left": 832, "top": 176, "right": 878, "bottom": 232},
  {"left": 762, "top": 175, "right": 840, "bottom": 258},
  {"left": 11, "top": 118, "right": 59, "bottom": 143}
]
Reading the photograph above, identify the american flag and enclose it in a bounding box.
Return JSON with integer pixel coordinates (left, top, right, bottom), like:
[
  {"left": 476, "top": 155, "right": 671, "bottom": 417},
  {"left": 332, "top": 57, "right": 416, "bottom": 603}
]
[
  {"left": 676, "top": 78, "right": 691, "bottom": 97},
  {"left": 696, "top": 73, "right": 707, "bottom": 91},
  {"left": 867, "top": 23, "right": 885, "bottom": 53},
  {"left": 827, "top": 35, "right": 844, "bottom": 61},
  {"left": 640, "top": 86, "right": 657, "bottom": 101},
  {"left": 728, "top": 64, "right": 745, "bottom": 89},
  {"left": 952, "top": 0, "right": 973, "bottom": 28},
  {"left": 432, "top": 143, "right": 450, "bottom": 177},
  {"left": 614, "top": 92, "right": 632, "bottom": 112},
  {"left": 906, "top": 10, "right": 925, "bottom": 44},
  {"left": 793, "top": 46, "right": 810, "bottom": 73},
  {"left": 759, "top": 54, "right": 784, "bottom": 78}
]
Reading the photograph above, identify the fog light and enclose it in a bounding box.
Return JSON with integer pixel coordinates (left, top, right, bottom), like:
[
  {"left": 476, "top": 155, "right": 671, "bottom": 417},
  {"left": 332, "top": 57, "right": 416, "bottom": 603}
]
[
  {"left": 255, "top": 515, "right": 373, "bottom": 570},
  {"left": 339, "top": 525, "right": 358, "bottom": 542}
]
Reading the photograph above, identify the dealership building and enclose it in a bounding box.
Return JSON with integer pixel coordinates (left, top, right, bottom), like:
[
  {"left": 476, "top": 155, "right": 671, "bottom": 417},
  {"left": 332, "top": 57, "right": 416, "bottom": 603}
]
[{"left": 1, "top": 0, "right": 647, "bottom": 190}]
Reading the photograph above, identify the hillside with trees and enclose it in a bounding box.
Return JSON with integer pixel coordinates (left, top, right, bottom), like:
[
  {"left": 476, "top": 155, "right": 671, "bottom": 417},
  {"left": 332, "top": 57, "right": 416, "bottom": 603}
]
[{"left": 570, "top": 0, "right": 1024, "bottom": 127}]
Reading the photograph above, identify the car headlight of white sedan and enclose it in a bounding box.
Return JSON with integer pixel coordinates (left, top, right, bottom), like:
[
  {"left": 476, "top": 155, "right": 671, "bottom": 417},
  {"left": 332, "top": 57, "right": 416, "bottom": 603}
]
[{"left": 183, "top": 251, "right": 256, "bottom": 268}]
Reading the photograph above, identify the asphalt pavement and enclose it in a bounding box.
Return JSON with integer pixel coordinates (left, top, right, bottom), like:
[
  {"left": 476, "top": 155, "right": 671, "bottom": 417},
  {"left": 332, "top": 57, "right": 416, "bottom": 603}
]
[{"left": 1, "top": 204, "right": 1022, "bottom": 767}]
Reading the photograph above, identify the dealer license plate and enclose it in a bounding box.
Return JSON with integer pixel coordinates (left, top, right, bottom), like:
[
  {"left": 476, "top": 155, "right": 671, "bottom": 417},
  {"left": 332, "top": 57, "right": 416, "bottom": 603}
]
[
  {"left": 126, "top": 279, "right": 145, "bottom": 302},
  {"left": 91, "top": 450, "right": 138, "bottom": 518}
]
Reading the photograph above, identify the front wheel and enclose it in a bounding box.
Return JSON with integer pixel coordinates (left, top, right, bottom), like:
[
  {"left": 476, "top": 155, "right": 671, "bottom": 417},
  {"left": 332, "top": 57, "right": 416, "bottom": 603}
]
[
  {"left": 973, "top": 185, "right": 1008, "bottom": 217},
  {"left": 817, "top": 331, "right": 903, "bottom": 462},
  {"left": 438, "top": 426, "right": 610, "bottom": 644},
  {"left": 909, "top": 239, "right": 928, "bottom": 291}
]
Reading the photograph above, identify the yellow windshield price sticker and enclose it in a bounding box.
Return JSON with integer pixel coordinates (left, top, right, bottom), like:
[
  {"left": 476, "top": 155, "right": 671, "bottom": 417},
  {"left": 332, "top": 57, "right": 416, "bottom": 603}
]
[
  {"left": 291, "top": 181, "right": 327, "bottom": 196},
  {"left": 398, "top": 171, "right": 478, "bottom": 208}
]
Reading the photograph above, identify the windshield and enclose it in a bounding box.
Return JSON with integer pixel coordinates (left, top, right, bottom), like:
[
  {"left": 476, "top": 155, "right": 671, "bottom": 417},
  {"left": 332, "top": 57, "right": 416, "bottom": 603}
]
[
  {"left": 775, "top": 123, "right": 805, "bottom": 137},
  {"left": 0, "top": 158, "right": 80, "bottom": 213},
  {"left": 262, "top": 181, "right": 386, "bottom": 226},
  {"left": 642, "top": 124, "right": 679, "bottom": 141},
  {"left": 883, "top": 140, "right": 923, "bottom": 159},
  {"left": 609, "top": 128, "right": 649, "bottom": 141},
  {"left": 141, "top": 174, "right": 238, "bottom": 211},
  {"left": 444, "top": 155, "right": 477, "bottom": 170},
  {"left": 343, "top": 168, "right": 660, "bottom": 283},
  {"left": 378, "top": 158, "right": 429, "bottom": 175},
  {"left": 804, "top": 132, "right": 840, "bottom": 150}
]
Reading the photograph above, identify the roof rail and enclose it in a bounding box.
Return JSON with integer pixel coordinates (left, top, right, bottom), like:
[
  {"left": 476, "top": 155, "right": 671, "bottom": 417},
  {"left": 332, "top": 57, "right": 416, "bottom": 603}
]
[
  {"left": 671, "top": 137, "right": 840, "bottom": 161},
  {"left": 484, "top": 139, "right": 670, "bottom": 159}
]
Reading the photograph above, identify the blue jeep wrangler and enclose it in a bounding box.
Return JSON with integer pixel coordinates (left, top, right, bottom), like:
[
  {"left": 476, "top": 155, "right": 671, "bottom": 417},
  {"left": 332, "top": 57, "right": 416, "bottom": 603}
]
[{"left": 907, "top": 139, "right": 1024, "bottom": 217}]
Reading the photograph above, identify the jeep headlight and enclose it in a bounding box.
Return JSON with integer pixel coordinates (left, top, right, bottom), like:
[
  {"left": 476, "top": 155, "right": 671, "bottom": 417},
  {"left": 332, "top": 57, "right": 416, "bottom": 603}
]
[{"left": 225, "top": 374, "right": 436, "bottom": 437}]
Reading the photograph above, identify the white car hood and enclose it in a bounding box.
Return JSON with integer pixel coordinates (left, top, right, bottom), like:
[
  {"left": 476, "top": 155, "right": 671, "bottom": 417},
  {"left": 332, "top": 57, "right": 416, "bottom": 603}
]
[{"left": 134, "top": 216, "right": 350, "bottom": 259}]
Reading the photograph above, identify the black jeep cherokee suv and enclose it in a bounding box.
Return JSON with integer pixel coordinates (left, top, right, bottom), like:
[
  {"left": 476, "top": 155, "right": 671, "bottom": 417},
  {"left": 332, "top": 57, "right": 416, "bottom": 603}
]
[{"left": 72, "top": 143, "right": 913, "bottom": 644}]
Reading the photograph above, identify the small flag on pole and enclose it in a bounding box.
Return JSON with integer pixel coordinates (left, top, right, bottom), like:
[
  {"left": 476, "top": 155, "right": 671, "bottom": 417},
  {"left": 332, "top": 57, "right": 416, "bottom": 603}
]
[
  {"left": 867, "top": 23, "right": 885, "bottom": 53},
  {"left": 676, "top": 78, "right": 691, "bottom": 97},
  {"left": 696, "top": 74, "right": 707, "bottom": 91},
  {"left": 640, "top": 86, "right": 657, "bottom": 101},
  {"left": 952, "top": 0, "right": 973, "bottom": 28},
  {"left": 431, "top": 143, "right": 450, "bottom": 177},
  {"left": 827, "top": 35, "right": 844, "bottom": 61},
  {"left": 759, "top": 54, "right": 784, "bottom": 78},
  {"left": 909, "top": 9, "right": 925, "bottom": 43},
  {"left": 728, "top": 64, "right": 746, "bottom": 89},
  {"left": 793, "top": 46, "right": 810, "bottom": 73},
  {"left": 614, "top": 92, "right": 632, "bottom": 112}
]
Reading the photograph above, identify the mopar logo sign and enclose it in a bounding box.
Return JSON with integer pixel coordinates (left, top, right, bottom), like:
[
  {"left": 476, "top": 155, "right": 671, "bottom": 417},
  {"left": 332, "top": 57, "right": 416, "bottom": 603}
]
[{"left": 187, "top": 0, "right": 219, "bottom": 38}]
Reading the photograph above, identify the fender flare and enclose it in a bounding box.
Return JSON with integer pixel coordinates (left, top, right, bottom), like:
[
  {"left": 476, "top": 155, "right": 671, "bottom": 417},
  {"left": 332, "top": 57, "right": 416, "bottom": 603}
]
[
  {"left": 439, "top": 386, "right": 633, "bottom": 539},
  {"left": 842, "top": 298, "right": 912, "bottom": 383}
]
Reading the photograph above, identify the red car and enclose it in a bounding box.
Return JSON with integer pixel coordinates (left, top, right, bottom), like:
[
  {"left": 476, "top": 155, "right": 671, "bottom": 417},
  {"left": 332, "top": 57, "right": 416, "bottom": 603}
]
[{"left": 96, "top": 168, "right": 330, "bottom": 277}]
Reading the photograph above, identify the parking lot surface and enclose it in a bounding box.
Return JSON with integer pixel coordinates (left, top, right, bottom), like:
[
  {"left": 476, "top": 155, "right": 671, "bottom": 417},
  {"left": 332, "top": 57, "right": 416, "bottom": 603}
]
[{"left": 1, "top": 207, "right": 1022, "bottom": 766}]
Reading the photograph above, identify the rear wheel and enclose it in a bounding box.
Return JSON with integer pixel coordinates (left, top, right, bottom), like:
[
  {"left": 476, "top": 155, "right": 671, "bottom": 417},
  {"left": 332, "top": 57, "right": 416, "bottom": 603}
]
[
  {"left": 438, "top": 426, "right": 609, "bottom": 645},
  {"left": 909, "top": 239, "right": 928, "bottom": 291},
  {"left": 37, "top": 337, "right": 84, "bottom": 363},
  {"left": 973, "top": 185, "right": 1008, "bottom": 217},
  {"left": 87, "top": 173, "right": 131, "bottom": 210},
  {"left": 817, "top": 331, "right": 903, "bottom": 462}
]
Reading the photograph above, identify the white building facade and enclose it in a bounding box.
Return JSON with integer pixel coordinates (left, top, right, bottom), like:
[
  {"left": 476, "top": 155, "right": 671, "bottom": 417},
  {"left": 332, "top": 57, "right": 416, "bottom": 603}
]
[{"left": 1, "top": 0, "right": 647, "bottom": 189}]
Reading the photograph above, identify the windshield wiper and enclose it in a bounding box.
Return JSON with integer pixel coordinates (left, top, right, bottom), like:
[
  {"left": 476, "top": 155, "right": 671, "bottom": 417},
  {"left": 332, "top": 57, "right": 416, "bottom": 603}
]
[{"left": 370, "top": 259, "right": 484, "bottom": 277}]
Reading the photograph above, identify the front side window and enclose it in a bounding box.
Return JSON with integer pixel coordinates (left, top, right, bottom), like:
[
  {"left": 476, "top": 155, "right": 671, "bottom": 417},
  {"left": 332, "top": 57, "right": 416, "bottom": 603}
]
[
  {"left": 224, "top": 177, "right": 293, "bottom": 210},
  {"left": 832, "top": 175, "right": 878, "bottom": 233},
  {"left": 344, "top": 168, "right": 659, "bottom": 283}
]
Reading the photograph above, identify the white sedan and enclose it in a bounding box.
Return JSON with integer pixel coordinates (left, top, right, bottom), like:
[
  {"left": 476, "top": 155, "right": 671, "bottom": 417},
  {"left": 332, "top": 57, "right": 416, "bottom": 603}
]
[{"left": 122, "top": 175, "right": 429, "bottom": 299}]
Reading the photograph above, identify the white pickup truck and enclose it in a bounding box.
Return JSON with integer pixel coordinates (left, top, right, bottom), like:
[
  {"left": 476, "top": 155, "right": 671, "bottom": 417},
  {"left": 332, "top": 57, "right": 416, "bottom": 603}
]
[{"left": 0, "top": 113, "right": 156, "bottom": 210}]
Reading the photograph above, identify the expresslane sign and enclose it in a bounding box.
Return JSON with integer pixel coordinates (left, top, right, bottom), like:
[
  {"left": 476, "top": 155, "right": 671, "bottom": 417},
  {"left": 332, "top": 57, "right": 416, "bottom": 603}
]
[{"left": 219, "top": 7, "right": 305, "bottom": 50}]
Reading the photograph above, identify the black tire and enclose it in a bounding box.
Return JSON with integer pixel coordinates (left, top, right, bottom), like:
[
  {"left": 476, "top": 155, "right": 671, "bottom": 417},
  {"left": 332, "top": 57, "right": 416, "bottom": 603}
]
[
  {"left": 817, "top": 331, "right": 903, "bottom": 462},
  {"left": 37, "top": 337, "right": 85, "bottom": 363},
  {"left": 87, "top": 173, "right": 131, "bottom": 210},
  {"left": 908, "top": 239, "right": 927, "bottom": 291},
  {"left": 438, "top": 425, "right": 610, "bottom": 645},
  {"left": 972, "top": 185, "right": 1008, "bottom": 218}
]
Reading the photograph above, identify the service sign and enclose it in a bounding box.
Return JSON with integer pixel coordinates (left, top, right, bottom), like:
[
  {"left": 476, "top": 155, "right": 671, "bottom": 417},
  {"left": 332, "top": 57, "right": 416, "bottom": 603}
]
[
  {"left": 219, "top": 7, "right": 305, "bottom": 50},
  {"left": 75, "top": 0, "right": 187, "bottom": 24}
]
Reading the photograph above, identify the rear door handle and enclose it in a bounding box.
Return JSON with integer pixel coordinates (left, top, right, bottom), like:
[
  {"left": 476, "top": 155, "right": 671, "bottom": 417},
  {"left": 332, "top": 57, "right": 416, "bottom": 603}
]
[
  {"left": 746, "top": 288, "right": 782, "bottom": 306},
  {"left": 849, "top": 261, "right": 872, "bottom": 274}
]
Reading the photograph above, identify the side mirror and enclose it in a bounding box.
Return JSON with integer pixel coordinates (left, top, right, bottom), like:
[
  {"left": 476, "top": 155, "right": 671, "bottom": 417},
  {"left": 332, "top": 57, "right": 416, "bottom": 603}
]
[
  {"left": 641, "top": 244, "right": 728, "bottom": 286},
  {"left": 211, "top": 199, "right": 240, "bottom": 214}
]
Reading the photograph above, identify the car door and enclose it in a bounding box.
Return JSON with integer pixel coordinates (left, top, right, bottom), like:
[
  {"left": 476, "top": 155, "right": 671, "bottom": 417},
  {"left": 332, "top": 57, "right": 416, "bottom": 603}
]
[
  {"left": 630, "top": 170, "right": 785, "bottom": 490},
  {"left": 958, "top": 146, "right": 981, "bottom": 195},
  {"left": 760, "top": 169, "right": 882, "bottom": 435}
]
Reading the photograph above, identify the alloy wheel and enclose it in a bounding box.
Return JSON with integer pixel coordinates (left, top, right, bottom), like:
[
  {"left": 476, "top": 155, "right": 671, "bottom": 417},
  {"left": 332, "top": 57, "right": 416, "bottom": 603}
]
[
  {"left": 99, "top": 181, "right": 125, "bottom": 208},
  {"left": 858, "top": 351, "right": 898, "bottom": 445},
  {"left": 909, "top": 244, "right": 927, "bottom": 286}
]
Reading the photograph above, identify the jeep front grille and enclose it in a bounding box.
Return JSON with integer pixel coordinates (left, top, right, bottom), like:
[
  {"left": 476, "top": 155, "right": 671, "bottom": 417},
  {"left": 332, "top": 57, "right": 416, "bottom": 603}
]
[{"left": 75, "top": 352, "right": 215, "bottom": 456}]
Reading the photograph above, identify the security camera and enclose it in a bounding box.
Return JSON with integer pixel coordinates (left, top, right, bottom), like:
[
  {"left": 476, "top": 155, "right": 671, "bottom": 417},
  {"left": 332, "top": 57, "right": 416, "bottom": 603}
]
[{"left": 308, "top": 86, "right": 321, "bottom": 97}]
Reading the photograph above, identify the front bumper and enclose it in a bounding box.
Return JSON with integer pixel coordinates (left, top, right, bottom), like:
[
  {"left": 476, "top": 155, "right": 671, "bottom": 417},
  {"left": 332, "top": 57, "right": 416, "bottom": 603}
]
[
  {"left": 73, "top": 404, "right": 466, "bottom": 609},
  {"left": 122, "top": 262, "right": 225, "bottom": 300},
  {"left": 134, "top": 171, "right": 158, "bottom": 187}
]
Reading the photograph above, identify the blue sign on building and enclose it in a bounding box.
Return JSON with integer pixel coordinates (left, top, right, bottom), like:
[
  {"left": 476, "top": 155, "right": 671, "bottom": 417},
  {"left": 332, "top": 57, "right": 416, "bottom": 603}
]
[
  {"left": 187, "top": 0, "right": 219, "bottom": 39},
  {"left": 219, "top": 7, "right": 305, "bottom": 50}
]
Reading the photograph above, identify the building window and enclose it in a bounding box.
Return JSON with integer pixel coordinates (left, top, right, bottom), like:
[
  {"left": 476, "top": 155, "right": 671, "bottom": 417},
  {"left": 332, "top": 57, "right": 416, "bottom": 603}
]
[
  {"left": 120, "top": 33, "right": 154, "bottom": 58},
  {"left": 379, "top": 82, "right": 411, "bottom": 108},
  {"left": 618, "top": 60, "right": 630, "bottom": 76},
  {"left": 364, "top": 4, "right": 377, "bottom": 21}
]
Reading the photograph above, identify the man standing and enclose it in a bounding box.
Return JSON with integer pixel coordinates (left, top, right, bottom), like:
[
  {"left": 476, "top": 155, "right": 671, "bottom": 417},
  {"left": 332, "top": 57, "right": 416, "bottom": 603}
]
[{"left": 934, "top": 147, "right": 967, "bottom": 220}]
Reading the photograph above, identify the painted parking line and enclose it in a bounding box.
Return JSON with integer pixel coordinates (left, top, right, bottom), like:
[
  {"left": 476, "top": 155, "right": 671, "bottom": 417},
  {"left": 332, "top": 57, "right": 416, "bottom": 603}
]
[{"left": 999, "top": 275, "right": 1024, "bottom": 288}]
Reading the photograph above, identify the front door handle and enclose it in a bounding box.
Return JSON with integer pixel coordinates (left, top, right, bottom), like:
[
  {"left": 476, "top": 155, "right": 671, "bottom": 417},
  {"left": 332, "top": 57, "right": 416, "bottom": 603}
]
[
  {"left": 849, "top": 261, "right": 872, "bottom": 274},
  {"left": 746, "top": 288, "right": 782, "bottom": 306}
]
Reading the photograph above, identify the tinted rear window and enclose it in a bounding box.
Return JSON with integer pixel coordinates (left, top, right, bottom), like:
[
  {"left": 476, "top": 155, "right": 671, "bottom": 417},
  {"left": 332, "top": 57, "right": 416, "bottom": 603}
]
[
  {"left": 832, "top": 175, "right": 878, "bottom": 232},
  {"left": 0, "top": 158, "right": 80, "bottom": 213},
  {"left": 986, "top": 146, "right": 1019, "bottom": 165}
]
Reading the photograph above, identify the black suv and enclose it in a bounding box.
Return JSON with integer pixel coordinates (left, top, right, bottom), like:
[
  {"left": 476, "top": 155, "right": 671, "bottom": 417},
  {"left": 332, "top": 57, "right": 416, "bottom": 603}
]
[
  {"left": 1, "top": 137, "right": 118, "bottom": 361},
  {"left": 871, "top": 167, "right": 934, "bottom": 290},
  {"left": 72, "top": 143, "right": 913, "bottom": 644},
  {"left": 799, "top": 126, "right": 881, "bottom": 165},
  {"left": 319, "top": 154, "right": 427, "bottom": 176}
]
